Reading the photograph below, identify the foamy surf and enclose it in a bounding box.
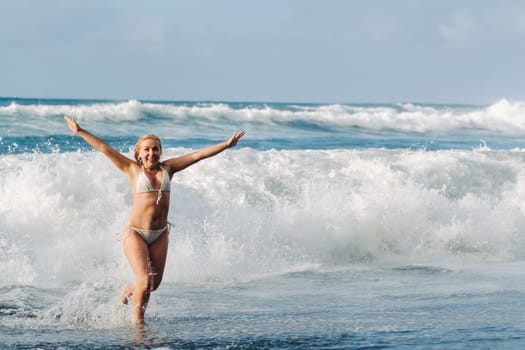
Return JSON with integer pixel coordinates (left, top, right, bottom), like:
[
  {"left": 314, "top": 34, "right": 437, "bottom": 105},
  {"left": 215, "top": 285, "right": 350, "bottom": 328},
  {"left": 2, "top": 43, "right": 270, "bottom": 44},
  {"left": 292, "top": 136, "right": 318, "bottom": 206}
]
[
  {"left": 3, "top": 97, "right": 525, "bottom": 348},
  {"left": 2, "top": 148, "right": 525, "bottom": 289},
  {"left": 2, "top": 98, "right": 525, "bottom": 136}
]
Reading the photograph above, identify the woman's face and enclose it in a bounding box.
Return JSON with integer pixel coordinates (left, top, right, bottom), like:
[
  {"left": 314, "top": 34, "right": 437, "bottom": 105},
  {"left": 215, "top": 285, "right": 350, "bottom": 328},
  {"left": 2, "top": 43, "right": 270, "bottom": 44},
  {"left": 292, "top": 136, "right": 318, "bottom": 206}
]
[{"left": 139, "top": 138, "right": 162, "bottom": 168}]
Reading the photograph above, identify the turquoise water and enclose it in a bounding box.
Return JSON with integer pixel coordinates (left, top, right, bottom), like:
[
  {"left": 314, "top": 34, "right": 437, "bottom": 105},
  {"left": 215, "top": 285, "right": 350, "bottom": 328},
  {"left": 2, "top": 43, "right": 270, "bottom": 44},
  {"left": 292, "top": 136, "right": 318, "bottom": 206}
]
[
  {"left": 2, "top": 98, "right": 525, "bottom": 349},
  {"left": 2, "top": 97, "right": 525, "bottom": 153}
]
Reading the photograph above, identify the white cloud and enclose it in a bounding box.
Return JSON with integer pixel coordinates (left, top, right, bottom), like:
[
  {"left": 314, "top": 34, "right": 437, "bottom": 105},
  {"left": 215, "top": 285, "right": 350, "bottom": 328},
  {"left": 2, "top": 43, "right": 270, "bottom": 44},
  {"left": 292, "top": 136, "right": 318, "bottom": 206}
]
[
  {"left": 514, "top": 11, "right": 525, "bottom": 34},
  {"left": 438, "top": 12, "right": 476, "bottom": 42},
  {"left": 117, "top": 16, "right": 171, "bottom": 53}
]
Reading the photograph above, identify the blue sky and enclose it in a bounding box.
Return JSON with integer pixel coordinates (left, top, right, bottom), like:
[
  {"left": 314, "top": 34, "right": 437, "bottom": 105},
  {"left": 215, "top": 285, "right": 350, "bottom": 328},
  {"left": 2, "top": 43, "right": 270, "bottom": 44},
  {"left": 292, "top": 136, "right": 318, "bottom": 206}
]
[{"left": 1, "top": 0, "right": 525, "bottom": 104}]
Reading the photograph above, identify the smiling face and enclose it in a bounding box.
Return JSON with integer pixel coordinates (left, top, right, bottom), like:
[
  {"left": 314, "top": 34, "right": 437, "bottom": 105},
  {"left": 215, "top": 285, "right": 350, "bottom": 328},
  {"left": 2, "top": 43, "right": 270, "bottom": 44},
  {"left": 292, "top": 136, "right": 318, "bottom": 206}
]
[{"left": 134, "top": 134, "right": 162, "bottom": 168}]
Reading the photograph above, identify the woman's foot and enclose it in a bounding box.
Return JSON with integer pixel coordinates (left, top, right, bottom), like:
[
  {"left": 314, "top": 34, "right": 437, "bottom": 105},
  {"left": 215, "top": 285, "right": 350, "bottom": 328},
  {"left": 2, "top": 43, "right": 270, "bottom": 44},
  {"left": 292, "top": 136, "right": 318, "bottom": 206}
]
[{"left": 120, "top": 284, "right": 134, "bottom": 304}]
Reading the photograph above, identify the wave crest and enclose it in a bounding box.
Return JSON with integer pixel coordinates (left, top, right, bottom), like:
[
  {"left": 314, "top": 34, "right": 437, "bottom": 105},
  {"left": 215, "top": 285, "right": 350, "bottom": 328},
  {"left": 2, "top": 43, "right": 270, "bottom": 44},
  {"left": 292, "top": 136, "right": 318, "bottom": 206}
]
[
  {"left": 2, "top": 98, "right": 525, "bottom": 134},
  {"left": 2, "top": 148, "right": 525, "bottom": 286}
]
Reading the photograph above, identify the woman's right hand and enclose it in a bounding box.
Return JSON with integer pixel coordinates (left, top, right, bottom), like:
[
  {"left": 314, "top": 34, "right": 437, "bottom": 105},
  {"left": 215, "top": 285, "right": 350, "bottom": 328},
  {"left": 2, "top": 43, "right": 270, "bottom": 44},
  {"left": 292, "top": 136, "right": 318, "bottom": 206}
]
[
  {"left": 64, "top": 116, "right": 81, "bottom": 133},
  {"left": 226, "top": 131, "right": 246, "bottom": 148}
]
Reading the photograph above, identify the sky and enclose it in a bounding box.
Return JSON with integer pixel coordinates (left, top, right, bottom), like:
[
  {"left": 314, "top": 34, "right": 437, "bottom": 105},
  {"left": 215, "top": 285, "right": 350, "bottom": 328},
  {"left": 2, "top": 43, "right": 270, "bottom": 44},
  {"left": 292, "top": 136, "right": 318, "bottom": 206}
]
[{"left": 1, "top": 0, "right": 525, "bottom": 104}]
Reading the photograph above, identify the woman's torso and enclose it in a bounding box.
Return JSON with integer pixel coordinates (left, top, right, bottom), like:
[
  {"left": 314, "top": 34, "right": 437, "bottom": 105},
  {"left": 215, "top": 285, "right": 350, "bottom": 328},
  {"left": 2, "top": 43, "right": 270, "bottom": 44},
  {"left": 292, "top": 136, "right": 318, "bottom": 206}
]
[{"left": 129, "top": 165, "right": 171, "bottom": 229}]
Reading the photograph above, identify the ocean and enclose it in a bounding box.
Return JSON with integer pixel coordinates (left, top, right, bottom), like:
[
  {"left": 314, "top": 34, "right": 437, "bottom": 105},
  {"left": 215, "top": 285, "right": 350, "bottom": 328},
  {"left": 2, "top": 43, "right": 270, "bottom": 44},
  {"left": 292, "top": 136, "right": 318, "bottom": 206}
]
[{"left": 2, "top": 97, "right": 525, "bottom": 349}]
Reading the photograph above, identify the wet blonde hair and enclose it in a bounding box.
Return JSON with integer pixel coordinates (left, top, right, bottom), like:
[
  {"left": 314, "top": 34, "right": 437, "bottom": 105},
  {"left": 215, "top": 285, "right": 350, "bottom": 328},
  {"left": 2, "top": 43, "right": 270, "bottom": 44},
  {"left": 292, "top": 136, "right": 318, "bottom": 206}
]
[{"left": 134, "top": 134, "right": 162, "bottom": 163}]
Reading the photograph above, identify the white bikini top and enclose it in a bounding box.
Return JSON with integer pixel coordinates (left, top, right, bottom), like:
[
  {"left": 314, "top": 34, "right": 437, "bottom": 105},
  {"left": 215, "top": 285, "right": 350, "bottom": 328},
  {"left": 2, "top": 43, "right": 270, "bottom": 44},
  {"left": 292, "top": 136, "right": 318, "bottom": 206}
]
[{"left": 135, "top": 167, "right": 171, "bottom": 204}]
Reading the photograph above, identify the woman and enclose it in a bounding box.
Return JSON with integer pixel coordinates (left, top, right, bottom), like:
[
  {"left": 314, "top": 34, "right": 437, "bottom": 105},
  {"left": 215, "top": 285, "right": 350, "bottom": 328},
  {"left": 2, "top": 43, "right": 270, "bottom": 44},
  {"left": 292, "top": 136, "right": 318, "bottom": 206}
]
[{"left": 64, "top": 116, "right": 245, "bottom": 325}]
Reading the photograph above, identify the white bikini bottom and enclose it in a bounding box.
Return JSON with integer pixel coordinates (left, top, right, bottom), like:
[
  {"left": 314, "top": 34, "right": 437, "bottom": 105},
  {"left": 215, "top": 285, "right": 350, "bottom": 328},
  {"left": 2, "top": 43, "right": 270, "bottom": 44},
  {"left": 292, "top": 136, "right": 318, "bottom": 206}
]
[{"left": 129, "top": 224, "right": 169, "bottom": 245}]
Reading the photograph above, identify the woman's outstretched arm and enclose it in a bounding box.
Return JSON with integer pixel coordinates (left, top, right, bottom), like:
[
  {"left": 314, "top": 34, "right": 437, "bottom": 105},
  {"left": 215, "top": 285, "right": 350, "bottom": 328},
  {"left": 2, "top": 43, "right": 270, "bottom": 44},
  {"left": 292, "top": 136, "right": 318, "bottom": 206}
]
[
  {"left": 64, "top": 116, "right": 136, "bottom": 174},
  {"left": 164, "top": 131, "right": 245, "bottom": 174}
]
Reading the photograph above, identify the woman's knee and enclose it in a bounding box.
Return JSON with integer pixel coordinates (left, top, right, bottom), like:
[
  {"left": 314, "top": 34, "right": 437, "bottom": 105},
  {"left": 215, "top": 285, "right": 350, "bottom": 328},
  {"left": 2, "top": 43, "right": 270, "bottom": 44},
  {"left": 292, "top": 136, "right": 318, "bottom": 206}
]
[
  {"left": 150, "top": 276, "right": 163, "bottom": 292},
  {"left": 134, "top": 275, "right": 152, "bottom": 292}
]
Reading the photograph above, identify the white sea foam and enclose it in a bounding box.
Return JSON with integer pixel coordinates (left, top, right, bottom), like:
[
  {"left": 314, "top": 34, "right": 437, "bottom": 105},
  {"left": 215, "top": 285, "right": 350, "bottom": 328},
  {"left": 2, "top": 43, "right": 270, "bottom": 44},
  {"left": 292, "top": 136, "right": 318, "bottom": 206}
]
[
  {"left": 0, "top": 100, "right": 144, "bottom": 121},
  {"left": 2, "top": 148, "right": 525, "bottom": 288},
  {"left": 3, "top": 99, "right": 525, "bottom": 134}
]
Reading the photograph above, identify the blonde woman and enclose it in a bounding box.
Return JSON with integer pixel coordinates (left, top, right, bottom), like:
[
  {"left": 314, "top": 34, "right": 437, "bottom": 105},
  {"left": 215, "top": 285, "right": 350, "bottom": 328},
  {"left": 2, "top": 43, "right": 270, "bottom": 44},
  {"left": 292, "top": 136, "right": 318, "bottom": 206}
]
[{"left": 64, "top": 116, "right": 245, "bottom": 325}]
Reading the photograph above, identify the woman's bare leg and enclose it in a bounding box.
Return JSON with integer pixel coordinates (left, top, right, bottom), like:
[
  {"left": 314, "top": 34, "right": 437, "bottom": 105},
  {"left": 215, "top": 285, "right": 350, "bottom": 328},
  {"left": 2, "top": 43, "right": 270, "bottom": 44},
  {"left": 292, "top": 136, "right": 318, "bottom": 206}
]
[
  {"left": 120, "top": 236, "right": 166, "bottom": 302},
  {"left": 148, "top": 230, "right": 169, "bottom": 291},
  {"left": 123, "top": 230, "right": 154, "bottom": 325}
]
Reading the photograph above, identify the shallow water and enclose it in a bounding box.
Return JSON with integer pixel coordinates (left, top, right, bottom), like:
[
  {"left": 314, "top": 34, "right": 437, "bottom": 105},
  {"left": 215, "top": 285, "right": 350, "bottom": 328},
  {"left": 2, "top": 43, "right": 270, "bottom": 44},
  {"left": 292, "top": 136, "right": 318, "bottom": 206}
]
[{"left": 3, "top": 259, "right": 525, "bottom": 349}]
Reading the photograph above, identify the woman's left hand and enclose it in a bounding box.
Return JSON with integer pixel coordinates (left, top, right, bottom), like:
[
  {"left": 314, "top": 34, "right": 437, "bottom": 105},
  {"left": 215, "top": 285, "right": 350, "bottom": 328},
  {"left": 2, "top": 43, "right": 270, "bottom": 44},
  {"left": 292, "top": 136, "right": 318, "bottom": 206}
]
[{"left": 64, "top": 116, "right": 81, "bottom": 133}]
